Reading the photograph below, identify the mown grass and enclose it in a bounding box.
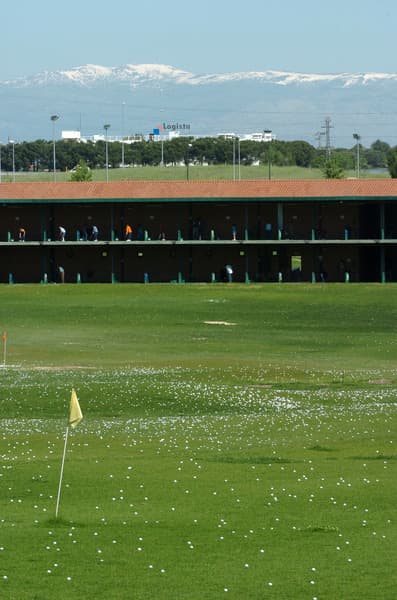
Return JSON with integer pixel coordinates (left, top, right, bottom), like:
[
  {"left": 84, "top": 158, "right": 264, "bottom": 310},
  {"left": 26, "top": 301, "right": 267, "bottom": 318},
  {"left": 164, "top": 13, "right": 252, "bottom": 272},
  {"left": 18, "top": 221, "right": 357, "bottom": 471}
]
[
  {"left": 1, "top": 283, "right": 397, "bottom": 374},
  {"left": 0, "top": 284, "right": 396, "bottom": 599},
  {"left": 3, "top": 164, "right": 389, "bottom": 182}
]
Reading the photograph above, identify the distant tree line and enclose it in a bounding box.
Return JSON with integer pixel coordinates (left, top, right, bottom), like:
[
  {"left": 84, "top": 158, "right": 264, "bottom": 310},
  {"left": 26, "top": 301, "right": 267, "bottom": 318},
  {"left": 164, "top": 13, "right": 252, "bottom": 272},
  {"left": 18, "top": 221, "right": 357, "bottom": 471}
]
[{"left": 0, "top": 137, "right": 395, "bottom": 176}]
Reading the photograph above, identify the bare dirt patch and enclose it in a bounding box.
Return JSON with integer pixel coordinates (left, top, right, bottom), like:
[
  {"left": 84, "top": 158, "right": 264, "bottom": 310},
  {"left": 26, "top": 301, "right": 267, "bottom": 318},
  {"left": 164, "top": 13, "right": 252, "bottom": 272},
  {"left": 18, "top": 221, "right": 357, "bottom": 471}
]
[
  {"left": 31, "top": 366, "right": 95, "bottom": 371},
  {"left": 203, "top": 321, "right": 237, "bottom": 326}
]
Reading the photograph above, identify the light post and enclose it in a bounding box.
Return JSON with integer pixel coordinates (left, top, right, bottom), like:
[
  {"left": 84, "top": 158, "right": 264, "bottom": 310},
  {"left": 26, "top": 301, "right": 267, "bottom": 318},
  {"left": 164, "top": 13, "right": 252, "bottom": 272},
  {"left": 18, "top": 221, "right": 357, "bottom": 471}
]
[
  {"left": 238, "top": 136, "right": 241, "bottom": 181},
  {"left": 160, "top": 135, "right": 164, "bottom": 167},
  {"left": 232, "top": 136, "right": 236, "bottom": 181},
  {"left": 121, "top": 102, "right": 125, "bottom": 168},
  {"left": 9, "top": 140, "right": 16, "bottom": 183},
  {"left": 104, "top": 124, "right": 110, "bottom": 182},
  {"left": 50, "top": 115, "right": 60, "bottom": 182},
  {"left": 265, "top": 130, "right": 273, "bottom": 180},
  {"left": 186, "top": 143, "right": 192, "bottom": 181},
  {"left": 159, "top": 92, "right": 165, "bottom": 167},
  {"left": 353, "top": 133, "right": 360, "bottom": 178}
]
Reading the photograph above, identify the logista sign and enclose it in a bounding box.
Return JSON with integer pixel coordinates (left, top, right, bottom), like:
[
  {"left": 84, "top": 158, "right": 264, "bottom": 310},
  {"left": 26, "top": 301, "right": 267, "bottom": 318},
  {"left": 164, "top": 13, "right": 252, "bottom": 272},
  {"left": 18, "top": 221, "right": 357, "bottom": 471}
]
[{"left": 153, "top": 123, "right": 191, "bottom": 134}]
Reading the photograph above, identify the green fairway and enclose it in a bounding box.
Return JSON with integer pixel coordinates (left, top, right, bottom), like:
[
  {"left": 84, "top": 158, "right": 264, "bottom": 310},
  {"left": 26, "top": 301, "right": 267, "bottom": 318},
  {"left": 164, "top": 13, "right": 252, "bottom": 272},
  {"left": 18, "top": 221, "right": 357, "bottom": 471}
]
[{"left": 0, "top": 284, "right": 396, "bottom": 599}]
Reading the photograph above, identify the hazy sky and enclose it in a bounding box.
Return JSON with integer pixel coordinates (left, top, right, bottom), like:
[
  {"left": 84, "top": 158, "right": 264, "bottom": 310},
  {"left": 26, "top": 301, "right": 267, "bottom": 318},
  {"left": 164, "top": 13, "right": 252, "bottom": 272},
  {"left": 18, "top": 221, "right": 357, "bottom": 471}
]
[{"left": 1, "top": 0, "right": 395, "bottom": 79}]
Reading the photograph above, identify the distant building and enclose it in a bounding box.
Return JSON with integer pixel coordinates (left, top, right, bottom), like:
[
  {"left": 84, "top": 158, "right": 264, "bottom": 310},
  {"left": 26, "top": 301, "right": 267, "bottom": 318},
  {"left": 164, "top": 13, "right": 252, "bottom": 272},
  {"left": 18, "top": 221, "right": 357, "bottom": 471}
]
[
  {"left": 61, "top": 131, "right": 277, "bottom": 144},
  {"left": 241, "top": 131, "right": 275, "bottom": 142},
  {"left": 218, "top": 131, "right": 275, "bottom": 142},
  {"left": 61, "top": 130, "right": 81, "bottom": 142},
  {"left": 217, "top": 133, "right": 237, "bottom": 140}
]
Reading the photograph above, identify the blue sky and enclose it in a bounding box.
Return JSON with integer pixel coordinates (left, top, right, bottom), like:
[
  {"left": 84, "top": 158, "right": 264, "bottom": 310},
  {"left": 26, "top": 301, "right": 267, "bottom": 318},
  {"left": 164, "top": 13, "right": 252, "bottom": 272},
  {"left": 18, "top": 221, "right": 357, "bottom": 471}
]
[{"left": 1, "top": 0, "right": 396, "bottom": 79}]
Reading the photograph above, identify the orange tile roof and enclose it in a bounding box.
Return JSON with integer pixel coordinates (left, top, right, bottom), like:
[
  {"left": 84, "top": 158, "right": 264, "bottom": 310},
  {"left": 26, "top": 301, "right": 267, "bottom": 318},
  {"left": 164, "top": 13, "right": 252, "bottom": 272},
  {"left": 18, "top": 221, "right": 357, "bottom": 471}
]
[{"left": 0, "top": 179, "right": 397, "bottom": 200}]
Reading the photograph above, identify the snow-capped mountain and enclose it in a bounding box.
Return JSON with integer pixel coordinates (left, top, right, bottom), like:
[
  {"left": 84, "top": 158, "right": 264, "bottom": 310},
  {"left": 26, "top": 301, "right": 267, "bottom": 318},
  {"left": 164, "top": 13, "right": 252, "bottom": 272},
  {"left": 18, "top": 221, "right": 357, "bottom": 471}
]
[
  {"left": 1, "top": 63, "right": 397, "bottom": 144},
  {"left": 5, "top": 63, "right": 397, "bottom": 88}
]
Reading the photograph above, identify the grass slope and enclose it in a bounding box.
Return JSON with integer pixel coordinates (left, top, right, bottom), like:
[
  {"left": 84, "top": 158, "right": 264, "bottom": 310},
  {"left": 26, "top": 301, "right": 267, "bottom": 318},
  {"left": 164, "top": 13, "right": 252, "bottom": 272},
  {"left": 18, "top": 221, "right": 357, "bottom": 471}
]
[{"left": 0, "top": 284, "right": 396, "bottom": 599}]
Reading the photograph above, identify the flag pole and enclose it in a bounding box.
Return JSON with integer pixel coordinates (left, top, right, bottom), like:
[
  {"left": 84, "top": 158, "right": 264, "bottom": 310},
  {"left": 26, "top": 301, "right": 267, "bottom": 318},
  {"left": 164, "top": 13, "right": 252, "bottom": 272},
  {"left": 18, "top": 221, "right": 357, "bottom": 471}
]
[
  {"left": 55, "top": 389, "right": 83, "bottom": 519},
  {"left": 55, "top": 425, "right": 70, "bottom": 518}
]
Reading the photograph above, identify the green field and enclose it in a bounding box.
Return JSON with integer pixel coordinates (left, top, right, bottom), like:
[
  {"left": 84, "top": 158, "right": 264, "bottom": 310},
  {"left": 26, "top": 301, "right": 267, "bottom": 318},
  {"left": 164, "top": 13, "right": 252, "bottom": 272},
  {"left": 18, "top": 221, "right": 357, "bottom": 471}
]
[
  {"left": 2, "top": 164, "right": 389, "bottom": 182},
  {"left": 0, "top": 284, "right": 396, "bottom": 599}
]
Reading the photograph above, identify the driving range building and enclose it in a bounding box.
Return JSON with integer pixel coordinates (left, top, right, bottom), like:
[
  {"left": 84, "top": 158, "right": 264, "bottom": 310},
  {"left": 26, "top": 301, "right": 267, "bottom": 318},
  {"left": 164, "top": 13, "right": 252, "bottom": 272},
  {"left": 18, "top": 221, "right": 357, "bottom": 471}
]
[{"left": 0, "top": 179, "right": 396, "bottom": 283}]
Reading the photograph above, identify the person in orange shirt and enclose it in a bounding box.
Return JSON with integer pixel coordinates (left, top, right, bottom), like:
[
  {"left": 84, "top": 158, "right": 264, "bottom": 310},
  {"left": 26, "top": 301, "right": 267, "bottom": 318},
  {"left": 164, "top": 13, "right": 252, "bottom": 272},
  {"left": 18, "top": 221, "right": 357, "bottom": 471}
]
[{"left": 125, "top": 224, "right": 133, "bottom": 241}]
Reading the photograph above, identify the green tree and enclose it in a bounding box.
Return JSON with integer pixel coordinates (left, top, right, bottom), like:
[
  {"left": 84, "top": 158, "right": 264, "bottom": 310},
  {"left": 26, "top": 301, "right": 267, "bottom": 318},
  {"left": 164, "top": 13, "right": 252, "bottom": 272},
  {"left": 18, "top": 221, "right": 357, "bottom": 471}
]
[
  {"left": 70, "top": 160, "right": 92, "bottom": 181},
  {"left": 365, "top": 139, "right": 390, "bottom": 169},
  {"left": 322, "top": 158, "right": 345, "bottom": 179},
  {"left": 387, "top": 148, "right": 397, "bottom": 178},
  {"left": 288, "top": 141, "right": 316, "bottom": 167}
]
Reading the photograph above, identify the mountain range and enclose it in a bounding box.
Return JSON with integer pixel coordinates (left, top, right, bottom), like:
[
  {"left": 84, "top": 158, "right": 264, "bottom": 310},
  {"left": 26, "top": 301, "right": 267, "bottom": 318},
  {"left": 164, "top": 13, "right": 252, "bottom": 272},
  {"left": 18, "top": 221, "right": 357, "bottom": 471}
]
[{"left": 1, "top": 63, "right": 397, "bottom": 146}]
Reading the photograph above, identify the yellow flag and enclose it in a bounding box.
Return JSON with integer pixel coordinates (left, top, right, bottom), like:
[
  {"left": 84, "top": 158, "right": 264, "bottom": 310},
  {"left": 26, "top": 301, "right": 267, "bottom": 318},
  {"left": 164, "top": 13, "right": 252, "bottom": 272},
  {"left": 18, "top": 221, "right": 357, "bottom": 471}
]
[{"left": 69, "top": 389, "right": 83, "bottom": 429}]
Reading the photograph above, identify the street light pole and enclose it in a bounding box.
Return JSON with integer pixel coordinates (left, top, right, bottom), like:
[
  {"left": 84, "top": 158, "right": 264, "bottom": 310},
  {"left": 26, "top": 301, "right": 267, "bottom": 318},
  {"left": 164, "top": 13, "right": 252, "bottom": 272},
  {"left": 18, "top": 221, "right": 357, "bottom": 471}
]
[
  {"left": 232, "top": 136, "right": 236, "bottom": 181},
  {"left": 264, "top": 129, "right": 273, "bottom": 179},
  {"left": 186, "top": 143, "right": 192, "bottom": 181},
  {"left": 50, "top": 115, "right": 60, "bottom": 182},
  {"left": 8, "top": 140, "right": 16, "bottom": 183},
  {"left": 104, "top": 124, "right": 110, "bottom": 182},
  {"left": 353, "top": 133, "right": 360, "bottom": 178},
  {"left": 238, "top": 137, "right": 241, "bottom": 181},
  {"left": 121, "top": 102, "right": 125, "bottom": 168}
]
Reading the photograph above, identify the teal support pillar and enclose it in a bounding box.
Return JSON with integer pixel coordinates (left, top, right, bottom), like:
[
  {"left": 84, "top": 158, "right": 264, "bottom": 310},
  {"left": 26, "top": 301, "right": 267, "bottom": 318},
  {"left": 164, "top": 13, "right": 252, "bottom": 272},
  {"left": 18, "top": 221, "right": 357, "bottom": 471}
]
[
  {"left": 42, "top": 273, "right": 48, "bottom": 284},
  {"left": 278, "top": 272, "right": 283, "bottom": 283},
  {"left": 211, "top": 272, "right": 216, "bottom": 283},
  {"left": 144, "top": 229, "right": 149, "bottom": 241},
  {"left": 8, "top": 273, "right": 14, "bottom": 285},
  {"left": 380, "top": 202, "right": 385, "bottom": 240},
  {"left": 177, "top": 229, "right": 183, "bottom": 241},
  {"left": 7, "top": 231, "right": 11, "bottom": 242},
  {"left": 244, "top": 251, "right": 249, "bottom": 283},
  {"left": 345, "top": 271, "right": 350, "bottom": 283},
  {"left": 210, "top": 229, "right": 215, "bottom": 241},
  {"left": 311, "top": 271, "right": 316, "bottom": 283},
  {"left": 110, "top": 203, "right": 115, "bottom": 242},
  {"left": 76, "top": 273, "right": 81, "bottom": 284},
  {"left": 178, "top": 271, "right": 183, "bottom": 284},
  {"left": 277, "top": 202, "right": 283, "bottom": 239},
  {"left": 244, "top": 206, "right": 249, "bottom": 242},
  {"left": 380, "top": 247, "right": 386, "bottom": 283},
  {"left": 111, "top": 249, "right": 117, "bottom": 283},
  {"left": 41, "top": 205, "right": 48, "bottom": 242},
  {"left": 311, "top": 228, "right": 315, "bottom": 241}
]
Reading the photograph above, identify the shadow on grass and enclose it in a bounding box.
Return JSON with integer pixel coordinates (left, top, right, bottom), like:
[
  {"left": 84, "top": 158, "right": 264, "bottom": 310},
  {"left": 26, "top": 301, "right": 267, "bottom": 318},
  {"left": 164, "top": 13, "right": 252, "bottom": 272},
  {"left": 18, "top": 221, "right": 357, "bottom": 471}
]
[
  {"left": 207, "top": 456, "right": 299, "bottom": 464},
  {"left": 42, "top": 517, "right": 88, "bottom": 528},
  {"left": 299, "top": 525, "right": 340, "bottom": 534},
  {"left": 308, "top": 445, "right": 336, "bottom": 452},
  {"left": 350, "top": 454, "right": 396, "bottom": 461}
]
